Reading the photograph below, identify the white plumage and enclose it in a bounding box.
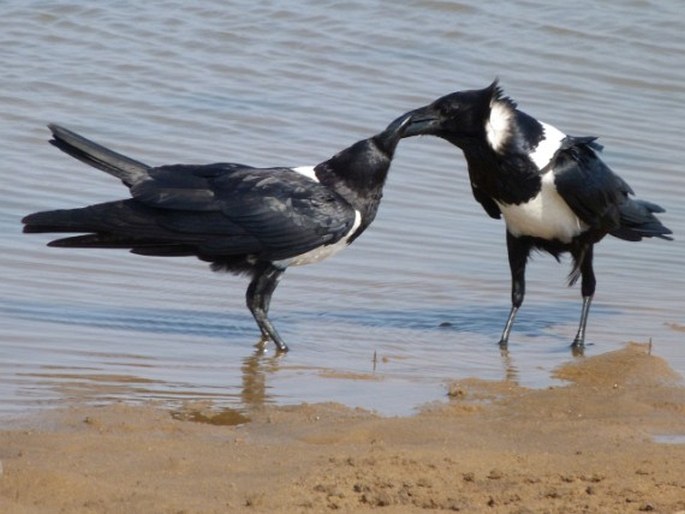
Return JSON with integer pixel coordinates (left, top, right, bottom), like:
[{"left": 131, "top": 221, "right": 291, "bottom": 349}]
[
  {"left": 496, "top": 172, "right": 587, "bottom": 243},
  {"left": 529, "top": 121, "right": 566, "bottom": 170},
  {"left": 291, "top": 165, "right": 319, "bottom": 182},
  {"left": 485, "top": 101, "right": 514, "bottom": 153},
  {"left": 277, "top": 210, "right": 362, "bottom": 267}
]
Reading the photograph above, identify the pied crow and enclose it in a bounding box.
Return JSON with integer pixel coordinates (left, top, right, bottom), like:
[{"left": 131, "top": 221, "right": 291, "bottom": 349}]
[
  {"left": 393, "top": 81, "right": 672, "bottom": 349},
  {"left": 23, "top": 115, "right": 411, "bottom": 352}
]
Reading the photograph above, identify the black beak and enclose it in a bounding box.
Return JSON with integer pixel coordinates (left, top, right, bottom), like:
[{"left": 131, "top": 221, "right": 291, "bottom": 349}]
[
  {"left": 374, "top": 113, "right": 413, "bottom": 157},
  {"left": 387, "top": 105, "right": 440, "bottom": 138}
]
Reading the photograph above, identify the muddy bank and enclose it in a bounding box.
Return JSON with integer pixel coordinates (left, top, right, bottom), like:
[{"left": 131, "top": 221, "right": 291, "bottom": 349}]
[{"left": 1, "top": 343, "right": 684, "bottom": 513}]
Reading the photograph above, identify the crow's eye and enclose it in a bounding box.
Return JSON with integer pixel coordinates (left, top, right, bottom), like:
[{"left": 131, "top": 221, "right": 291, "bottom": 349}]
[{"left": 438, "top": 103, "right": 459, "bottom": 117}]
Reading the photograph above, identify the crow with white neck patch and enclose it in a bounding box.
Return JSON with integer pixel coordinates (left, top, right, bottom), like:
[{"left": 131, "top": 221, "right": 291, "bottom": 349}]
[
  {"left": 392, "top": 81, "right": 672, "bottom": 349},
  {"left": 23, "top": 115, "right": 411, "bottom": 352}
]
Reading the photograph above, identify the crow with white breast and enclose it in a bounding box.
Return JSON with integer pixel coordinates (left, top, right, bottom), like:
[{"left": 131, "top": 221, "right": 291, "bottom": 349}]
[
  {"left": 23, "top": 115, "right": 411, "bottom": 352},
  {"left": 392, "top": 81, "right": 672, "bottom": 349}
]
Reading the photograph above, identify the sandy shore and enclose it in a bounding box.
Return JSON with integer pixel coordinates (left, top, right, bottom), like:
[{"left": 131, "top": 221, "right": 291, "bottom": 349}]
[{"left": 1, "top": 342, "right": 684, "bottom": 513}]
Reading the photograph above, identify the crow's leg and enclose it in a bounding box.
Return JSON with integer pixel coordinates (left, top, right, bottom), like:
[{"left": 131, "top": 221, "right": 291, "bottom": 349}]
[
  {"left": 572, "top": 245, "right": 596, "bottom": 348},
  {"left": 499, "top": 232, "right": 529, "bottom": 347},
  {"left": 246, "top": 263, "right": 288, "bottom": 352}
]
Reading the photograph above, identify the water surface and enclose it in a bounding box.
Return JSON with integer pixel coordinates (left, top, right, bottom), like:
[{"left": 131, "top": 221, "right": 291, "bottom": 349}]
[{"left": 1, "top": 0, "right": 684, "bottom": 418}]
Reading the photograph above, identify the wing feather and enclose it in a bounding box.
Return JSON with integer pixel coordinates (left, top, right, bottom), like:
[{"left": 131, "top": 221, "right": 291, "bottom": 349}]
[
  {"left": 128, "top": 163, "right": 356, "bottom": 260},
  {"left": 552, "top": 139, "right": 627, "bottom": 232}
]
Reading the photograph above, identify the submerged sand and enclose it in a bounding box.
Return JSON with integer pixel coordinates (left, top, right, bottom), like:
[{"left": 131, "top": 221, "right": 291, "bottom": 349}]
[{"left": 1, "top": 342, "right": 684, "bottom": 513}]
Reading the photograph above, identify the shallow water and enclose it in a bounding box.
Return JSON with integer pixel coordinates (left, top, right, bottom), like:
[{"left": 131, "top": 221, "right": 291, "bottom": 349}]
[{"left": 1, "top": 0, "right": 684, "bottom": 418}]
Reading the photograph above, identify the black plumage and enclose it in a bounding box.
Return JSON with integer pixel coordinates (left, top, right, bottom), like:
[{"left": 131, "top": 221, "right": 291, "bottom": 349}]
[
  {"left": 23, "top": 116, "right": 411, "bottom": 351},
  {"left": 393, "top": 81, "right": 672, "bottom": 349}
]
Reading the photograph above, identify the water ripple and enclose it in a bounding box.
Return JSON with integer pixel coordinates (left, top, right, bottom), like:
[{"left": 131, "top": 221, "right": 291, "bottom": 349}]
[{"left": 1, "top": 0, "right": 683, "bottom": 417}]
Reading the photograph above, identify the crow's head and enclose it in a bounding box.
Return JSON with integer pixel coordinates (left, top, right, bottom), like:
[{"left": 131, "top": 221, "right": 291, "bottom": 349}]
[{"left": 391, "top": 81, "right": 515, "bottom": 148}]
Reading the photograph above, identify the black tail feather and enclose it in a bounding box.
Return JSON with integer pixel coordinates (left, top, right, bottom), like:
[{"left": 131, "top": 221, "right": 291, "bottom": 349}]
[
  {"left": 611, "top": 198, "right": 673, "bottom": 241},
  {"left": 47, "top": 233, "right": 141, "bottom": 248},
  {"left": 22, "top": 201, "right": 174, "bottom": 245},
  {"left": 44, "top": 234, "right": 197, "bottom": 257},
  {"left": 22, "top": 208, "right": 102, "bottom": 234},
  {"left": 21, "top": 200, "right": 246, "bottom": 260},
  {"left": 48, "top": 124, "right": 151, "bottom": 187}
]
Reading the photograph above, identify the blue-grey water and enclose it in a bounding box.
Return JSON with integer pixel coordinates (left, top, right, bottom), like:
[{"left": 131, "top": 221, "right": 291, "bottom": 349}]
[{"left": 1, "top": 1, "right": 683, "bottom": 419}]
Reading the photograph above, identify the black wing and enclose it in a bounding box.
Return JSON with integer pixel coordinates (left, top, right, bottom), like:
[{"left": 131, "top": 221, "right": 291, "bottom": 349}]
[
  {"left": 552, "top": 138, "right": 629, "bottom": 232},
  {"left": 130, "top": 163, "right": 357, "bottom": 260}
]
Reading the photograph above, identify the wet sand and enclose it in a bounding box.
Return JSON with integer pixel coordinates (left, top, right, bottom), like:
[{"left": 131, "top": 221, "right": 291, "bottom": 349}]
[{"left": 1, "top": 342, "right": 684, "bottom": 513}]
